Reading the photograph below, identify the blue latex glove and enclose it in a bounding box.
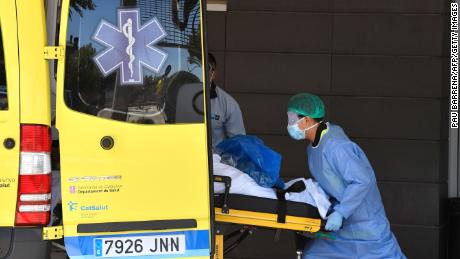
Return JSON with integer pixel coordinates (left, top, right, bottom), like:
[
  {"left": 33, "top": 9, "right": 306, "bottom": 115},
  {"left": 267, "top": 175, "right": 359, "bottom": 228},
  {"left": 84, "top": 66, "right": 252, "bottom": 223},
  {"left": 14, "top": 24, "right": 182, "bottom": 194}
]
[{"left": 325, "top": 211, "right": 343, "bottom": 231}]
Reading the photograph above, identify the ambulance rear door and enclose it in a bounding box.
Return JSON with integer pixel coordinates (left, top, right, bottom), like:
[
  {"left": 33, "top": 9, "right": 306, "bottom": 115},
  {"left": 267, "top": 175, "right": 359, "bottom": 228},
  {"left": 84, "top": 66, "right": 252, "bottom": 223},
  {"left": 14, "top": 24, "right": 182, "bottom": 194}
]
[
  {"left": 55, "top": 0, "right": 212, "bottom": 258},
  {"left": 0, "top": 0, "right": 20, "bottom": 228}
]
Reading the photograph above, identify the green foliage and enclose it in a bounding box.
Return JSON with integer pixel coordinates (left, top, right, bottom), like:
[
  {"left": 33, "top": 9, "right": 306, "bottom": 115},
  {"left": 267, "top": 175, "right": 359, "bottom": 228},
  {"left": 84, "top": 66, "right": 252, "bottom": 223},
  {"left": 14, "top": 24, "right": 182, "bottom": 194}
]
[{"left": 70, "top": 0, "right": 96, "bottom": 19}]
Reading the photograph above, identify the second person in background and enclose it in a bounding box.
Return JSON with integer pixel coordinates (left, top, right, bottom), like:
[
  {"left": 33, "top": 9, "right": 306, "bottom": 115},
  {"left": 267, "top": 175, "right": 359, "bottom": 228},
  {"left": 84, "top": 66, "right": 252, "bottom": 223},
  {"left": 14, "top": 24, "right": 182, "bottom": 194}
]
[{"left": 208, "top": 53, "right": 246, "bottom": 147}]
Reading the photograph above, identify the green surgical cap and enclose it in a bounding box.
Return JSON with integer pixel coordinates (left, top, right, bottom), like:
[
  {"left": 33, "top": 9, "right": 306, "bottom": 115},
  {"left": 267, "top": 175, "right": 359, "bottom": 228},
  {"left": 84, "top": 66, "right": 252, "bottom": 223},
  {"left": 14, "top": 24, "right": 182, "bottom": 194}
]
[{"left": 287, "top": 93, "right": 325, "bottom": 118}]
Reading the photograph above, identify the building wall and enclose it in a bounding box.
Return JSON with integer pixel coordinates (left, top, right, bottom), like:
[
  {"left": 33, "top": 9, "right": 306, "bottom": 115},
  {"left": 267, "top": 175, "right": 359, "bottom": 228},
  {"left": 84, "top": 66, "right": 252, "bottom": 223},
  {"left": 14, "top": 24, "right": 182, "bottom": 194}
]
[{"left": 207, "top": 0, "right": 450, "bottom": 258}]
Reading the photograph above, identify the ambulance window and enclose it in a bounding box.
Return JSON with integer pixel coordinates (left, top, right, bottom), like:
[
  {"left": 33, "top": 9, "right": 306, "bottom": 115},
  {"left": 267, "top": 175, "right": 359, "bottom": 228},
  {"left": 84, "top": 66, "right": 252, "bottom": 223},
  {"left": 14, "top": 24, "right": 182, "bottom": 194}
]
[
  {"left": 64, "top": 0, "right": 205, "bottom": 124},
  {"left": 0, "top": 25, "right": 7, "bottom": 111}
]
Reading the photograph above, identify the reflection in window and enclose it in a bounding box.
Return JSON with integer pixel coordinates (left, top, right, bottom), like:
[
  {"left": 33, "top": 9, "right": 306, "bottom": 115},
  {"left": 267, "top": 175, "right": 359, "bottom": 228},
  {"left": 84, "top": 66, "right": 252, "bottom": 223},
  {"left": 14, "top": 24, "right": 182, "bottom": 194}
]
[
  {"left": 0, "top": 26, "right": 8, "bottom": 110},
  {"left": 64, "top": 0, "right": 204, "bottom": 124}
]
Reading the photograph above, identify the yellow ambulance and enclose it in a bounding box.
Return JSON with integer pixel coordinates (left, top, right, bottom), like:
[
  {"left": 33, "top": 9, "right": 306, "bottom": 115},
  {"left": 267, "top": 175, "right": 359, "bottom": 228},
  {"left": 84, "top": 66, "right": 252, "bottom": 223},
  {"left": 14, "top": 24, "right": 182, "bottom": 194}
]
[
  {"left": 53, "top": 0, "right": 213, "bottom": 258},
  {"left": 1, "top": 0, "right": 212, "bottom": 258},
  {"left": 2, "top": 1, "right": 326, "bottom": 258},
  {"left": 0, "top": 0, "right": 52, "bottom": 258}
]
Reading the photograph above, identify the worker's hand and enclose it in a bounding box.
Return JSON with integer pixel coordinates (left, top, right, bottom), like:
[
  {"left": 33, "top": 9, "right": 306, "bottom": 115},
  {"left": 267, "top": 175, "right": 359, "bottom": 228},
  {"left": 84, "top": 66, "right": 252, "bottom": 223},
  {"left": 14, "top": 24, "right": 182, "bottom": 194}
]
[{"left": 325, "top": 211, "right": 343, "bottom": 231}]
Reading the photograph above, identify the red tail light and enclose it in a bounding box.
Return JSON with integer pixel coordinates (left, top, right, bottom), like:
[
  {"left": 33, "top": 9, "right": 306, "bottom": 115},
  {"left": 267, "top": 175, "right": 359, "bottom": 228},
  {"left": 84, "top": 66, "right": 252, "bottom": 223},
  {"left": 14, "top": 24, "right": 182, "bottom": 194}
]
[
  {"left": 20, "top": 125, "right": 51, "bottom": 152},
  {"left": 19, "top": 175, "right": 51, "bottom": 194},
  {"left": 15, "top": 124, "right": 52, "bottom": 226}
]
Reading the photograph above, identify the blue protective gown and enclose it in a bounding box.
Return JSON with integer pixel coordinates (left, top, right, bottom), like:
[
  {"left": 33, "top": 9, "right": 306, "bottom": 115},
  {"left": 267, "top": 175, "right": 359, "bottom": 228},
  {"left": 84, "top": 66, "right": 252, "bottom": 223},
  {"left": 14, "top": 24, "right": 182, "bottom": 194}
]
[{"left": 303, "top": 123, "right": 406, "bottom": 259}]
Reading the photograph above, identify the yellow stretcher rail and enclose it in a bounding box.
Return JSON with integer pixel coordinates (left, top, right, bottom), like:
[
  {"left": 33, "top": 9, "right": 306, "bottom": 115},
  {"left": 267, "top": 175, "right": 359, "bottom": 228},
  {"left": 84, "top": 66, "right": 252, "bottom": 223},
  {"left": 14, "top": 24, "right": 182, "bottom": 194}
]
[
  {"left": 215, "top": 208, "right": 322, "bottom": 232},
  {"left": 212, "top": 175, "right": 325, "bottom": 258},
  {"left": 213, "top": 207, "right": 323, "bottom": 259}
]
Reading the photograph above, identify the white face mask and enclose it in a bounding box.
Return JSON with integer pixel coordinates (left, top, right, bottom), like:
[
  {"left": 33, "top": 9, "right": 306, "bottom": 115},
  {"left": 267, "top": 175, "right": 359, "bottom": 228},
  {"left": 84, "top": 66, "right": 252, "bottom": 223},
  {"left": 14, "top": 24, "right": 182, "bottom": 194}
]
[{"left": 287, "top": 118, "right": 322, "bottom": 140}]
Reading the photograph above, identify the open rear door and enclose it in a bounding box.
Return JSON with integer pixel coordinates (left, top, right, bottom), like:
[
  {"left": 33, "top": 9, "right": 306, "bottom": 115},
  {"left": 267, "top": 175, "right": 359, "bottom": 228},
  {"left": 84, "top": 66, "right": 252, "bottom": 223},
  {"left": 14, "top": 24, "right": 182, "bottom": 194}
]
[
  {"left": 0, "top": 0, "right": 20, "bottom": 228},
  {"left": 56, "top": 0, "right": 212, "bottom": 258}
]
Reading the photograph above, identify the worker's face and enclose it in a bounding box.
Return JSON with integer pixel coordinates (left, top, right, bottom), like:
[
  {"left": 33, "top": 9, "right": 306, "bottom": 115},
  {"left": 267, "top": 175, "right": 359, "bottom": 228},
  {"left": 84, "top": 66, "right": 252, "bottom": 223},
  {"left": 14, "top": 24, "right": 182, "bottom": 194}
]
[
  {"left": 208, "top": 65, "right": 216, "bottom": 83},
  {"left": 287, "top": 112, "right": 309, "bottom": 140},
  {"left": 287, "top": 112, "right": 317, "bottom": 139}
]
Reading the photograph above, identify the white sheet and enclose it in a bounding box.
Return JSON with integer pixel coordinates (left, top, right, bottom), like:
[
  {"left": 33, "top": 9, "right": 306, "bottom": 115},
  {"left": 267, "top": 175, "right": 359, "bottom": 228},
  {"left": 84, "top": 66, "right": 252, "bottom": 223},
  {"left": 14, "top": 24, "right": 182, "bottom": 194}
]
[{"left": 213, "top": 154, "right": 331, "bottom": 219}]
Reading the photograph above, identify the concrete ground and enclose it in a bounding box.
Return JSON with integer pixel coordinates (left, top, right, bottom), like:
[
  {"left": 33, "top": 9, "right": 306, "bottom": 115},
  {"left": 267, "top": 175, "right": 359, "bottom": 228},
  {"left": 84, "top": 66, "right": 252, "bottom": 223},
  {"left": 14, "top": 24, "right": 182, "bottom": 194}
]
[{"left": 50, "top": 242, "right": 67, "bottom": 259}]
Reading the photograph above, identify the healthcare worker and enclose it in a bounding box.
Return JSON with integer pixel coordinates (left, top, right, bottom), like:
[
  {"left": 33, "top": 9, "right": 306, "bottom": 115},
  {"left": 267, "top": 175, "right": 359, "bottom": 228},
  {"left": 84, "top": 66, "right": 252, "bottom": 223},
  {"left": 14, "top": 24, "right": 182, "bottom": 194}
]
[
  {"left": 287, "top": 93, "right": 406, "bottom": 258},
  {"left": 209, "top": 53, "right": 246, "bottom": 147}
]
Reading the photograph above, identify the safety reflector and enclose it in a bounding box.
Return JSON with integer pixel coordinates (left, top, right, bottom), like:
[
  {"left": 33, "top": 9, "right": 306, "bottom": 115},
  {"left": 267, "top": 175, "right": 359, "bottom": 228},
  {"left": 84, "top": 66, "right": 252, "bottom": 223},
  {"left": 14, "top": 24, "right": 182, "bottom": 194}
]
[
  {"left": 19, "top": 204, "right": 51, "bottom": 212},
  {"left": 15, "top": 124, "right": 52, "bottom": 226},
  {"left": 20, "top": 193, "right": 52, "bottom": 202}
]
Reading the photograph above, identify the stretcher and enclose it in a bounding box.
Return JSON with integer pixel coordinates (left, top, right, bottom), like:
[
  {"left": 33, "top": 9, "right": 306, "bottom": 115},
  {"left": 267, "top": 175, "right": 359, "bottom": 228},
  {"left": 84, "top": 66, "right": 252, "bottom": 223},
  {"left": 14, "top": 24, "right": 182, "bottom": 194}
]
[{"left": 213, "top": 176, "right": 329, "bottom": 259}]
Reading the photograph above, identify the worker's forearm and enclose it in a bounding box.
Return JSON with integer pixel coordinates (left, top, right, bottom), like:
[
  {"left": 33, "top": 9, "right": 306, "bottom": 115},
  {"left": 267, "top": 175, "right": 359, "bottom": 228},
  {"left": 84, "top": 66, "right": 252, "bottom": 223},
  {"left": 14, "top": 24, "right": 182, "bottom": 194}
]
[{"left": 332, "top": 181, "right": 372, "bottom": 219}]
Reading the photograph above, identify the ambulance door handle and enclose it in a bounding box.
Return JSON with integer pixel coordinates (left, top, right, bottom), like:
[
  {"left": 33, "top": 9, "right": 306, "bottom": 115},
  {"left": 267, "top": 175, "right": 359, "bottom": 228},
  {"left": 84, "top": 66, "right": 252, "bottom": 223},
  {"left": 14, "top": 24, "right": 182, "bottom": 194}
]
[
  {"left": 3, "top": 138, "right": 15, "bottom": 149},
  {"left": 100, "top": 136, "right": 114, "bottom": 150}
]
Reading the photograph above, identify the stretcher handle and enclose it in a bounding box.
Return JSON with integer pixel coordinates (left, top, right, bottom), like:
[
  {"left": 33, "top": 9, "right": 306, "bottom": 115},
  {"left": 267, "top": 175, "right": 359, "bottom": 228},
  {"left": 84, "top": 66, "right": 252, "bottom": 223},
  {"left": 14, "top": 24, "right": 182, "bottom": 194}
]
[{"left": 213, "top": 175, "right": 232, "bottom": 214}]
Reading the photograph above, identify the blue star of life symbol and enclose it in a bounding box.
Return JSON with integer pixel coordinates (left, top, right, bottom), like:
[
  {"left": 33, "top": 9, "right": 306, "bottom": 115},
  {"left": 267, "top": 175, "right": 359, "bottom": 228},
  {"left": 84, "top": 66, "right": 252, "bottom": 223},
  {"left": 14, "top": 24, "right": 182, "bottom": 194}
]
[{"left": 92, "top": 9, "right": 168, "bottom": 85}]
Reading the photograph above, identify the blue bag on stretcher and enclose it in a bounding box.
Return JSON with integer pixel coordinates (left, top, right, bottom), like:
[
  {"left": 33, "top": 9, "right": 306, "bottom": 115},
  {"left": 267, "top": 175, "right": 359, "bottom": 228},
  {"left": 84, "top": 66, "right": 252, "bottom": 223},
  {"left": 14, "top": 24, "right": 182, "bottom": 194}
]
[{"left": 216, "top": 135, "right": 285, "bottom": 189}]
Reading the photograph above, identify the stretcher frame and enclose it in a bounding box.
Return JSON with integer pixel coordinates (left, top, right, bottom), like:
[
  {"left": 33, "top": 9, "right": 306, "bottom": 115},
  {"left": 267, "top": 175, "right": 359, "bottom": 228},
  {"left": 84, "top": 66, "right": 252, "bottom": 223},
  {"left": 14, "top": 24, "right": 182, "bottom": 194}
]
[{"left": 212, "top": 176, "right": 324, "bottom": 259}]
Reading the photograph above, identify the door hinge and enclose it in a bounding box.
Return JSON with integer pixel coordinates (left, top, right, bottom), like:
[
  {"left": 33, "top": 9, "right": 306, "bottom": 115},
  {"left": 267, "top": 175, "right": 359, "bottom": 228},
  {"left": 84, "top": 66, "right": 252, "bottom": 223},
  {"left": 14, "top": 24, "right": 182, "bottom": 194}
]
[
  {"left": 44, "top": 46, "right": 64, "bottom": 60},
  {"left": 43, "top": 226, "right": 64, "bottom": 240}
]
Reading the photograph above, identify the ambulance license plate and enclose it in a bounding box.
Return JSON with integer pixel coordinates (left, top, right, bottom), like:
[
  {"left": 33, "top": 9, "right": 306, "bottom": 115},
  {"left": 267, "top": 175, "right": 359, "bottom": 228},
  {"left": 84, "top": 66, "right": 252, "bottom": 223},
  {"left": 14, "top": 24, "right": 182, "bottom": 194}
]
[{"left": 94, "top": 234, "right": 186, "bottom": 257}]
